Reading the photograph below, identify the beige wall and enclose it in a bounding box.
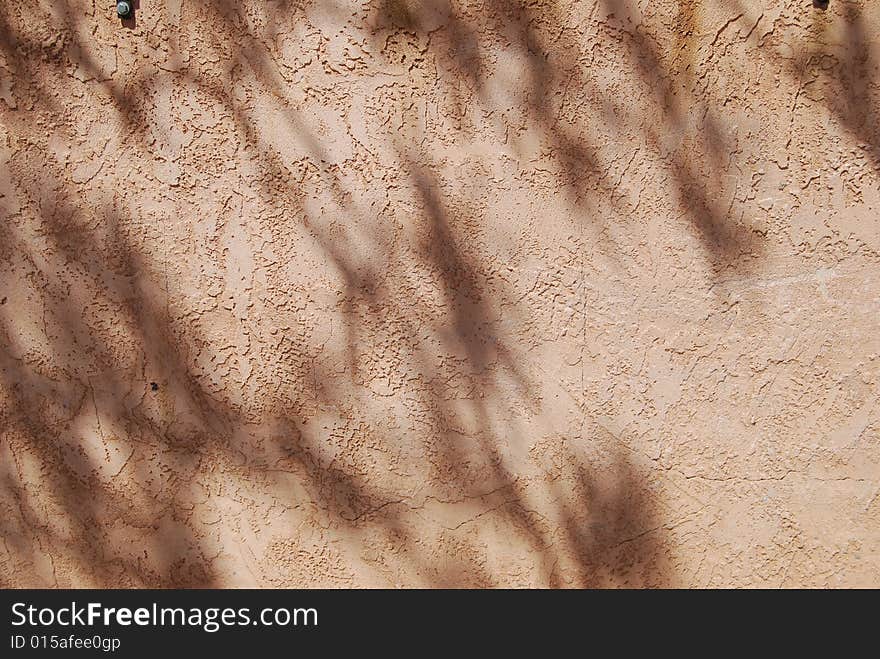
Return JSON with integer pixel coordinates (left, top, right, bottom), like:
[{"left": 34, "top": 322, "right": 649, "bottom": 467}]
[{"left": 1, "top": 0, "right": 878, "bottom": 587}]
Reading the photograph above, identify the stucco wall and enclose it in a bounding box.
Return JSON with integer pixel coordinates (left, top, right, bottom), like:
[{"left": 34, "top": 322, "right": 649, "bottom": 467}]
[{"left": 0, "top": 0, "right": 878, "bottom": 587}]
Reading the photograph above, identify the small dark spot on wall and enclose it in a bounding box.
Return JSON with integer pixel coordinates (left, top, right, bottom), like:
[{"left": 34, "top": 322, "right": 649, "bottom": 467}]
[
  {"left": 813, "top": 0, "right": 829, "bottom": 9},
  {"left": 0, "top": 297, "right": 6, "bottom": 305},
  {"left": 150, "top": 382, "right": 159, "bottom": 391}
]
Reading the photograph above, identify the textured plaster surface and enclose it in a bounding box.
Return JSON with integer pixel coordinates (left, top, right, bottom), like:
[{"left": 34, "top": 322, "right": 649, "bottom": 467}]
[{"left": 0, "top": 0, "right": 878, "bottom": 588}]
